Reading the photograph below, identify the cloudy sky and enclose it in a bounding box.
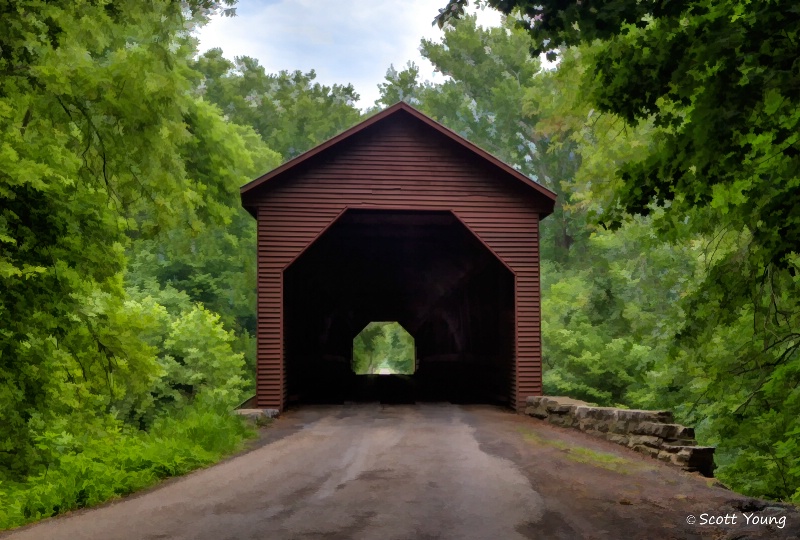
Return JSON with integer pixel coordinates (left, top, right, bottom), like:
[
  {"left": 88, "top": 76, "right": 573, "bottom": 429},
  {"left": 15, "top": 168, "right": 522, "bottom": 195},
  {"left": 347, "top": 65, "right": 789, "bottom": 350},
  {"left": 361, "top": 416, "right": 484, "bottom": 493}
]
[{"left": 195, "top": 0, "right": 503, "bottom": 110}]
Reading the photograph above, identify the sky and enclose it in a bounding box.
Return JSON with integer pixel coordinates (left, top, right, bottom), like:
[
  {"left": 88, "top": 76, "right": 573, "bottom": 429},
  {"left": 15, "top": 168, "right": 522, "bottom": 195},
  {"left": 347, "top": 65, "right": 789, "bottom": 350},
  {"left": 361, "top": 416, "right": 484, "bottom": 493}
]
[{"left": 195, "top": 0, "right": 504, "bottom": 110}]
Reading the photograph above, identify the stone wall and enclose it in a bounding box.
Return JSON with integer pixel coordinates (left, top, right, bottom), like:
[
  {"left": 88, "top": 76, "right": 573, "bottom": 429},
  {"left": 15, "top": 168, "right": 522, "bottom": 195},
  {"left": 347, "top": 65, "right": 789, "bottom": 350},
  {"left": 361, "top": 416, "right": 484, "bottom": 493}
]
[{"left": 525, "top": 396, "right": 715, "bottom": 477}]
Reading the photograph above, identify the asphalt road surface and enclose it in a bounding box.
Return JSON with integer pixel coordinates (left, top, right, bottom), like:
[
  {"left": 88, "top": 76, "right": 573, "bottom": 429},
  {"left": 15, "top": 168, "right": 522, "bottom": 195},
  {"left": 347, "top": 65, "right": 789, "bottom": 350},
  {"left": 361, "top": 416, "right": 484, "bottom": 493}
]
[{"left": 3, "top": 404, "right": 798, "bottom": 540}]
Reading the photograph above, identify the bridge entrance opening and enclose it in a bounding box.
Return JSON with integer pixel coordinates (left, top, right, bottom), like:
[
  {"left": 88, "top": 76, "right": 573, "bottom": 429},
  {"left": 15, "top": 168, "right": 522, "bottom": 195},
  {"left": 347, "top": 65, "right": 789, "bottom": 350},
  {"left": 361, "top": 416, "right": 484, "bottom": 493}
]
[{"left": 283, "top": 209, "right": 515, "bottom": 406}]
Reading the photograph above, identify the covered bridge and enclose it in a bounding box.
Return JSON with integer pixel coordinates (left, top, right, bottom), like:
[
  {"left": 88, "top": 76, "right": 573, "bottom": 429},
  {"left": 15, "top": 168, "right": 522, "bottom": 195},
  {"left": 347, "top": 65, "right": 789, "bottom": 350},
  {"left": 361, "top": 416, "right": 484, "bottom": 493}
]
[{"left": 240, "top": 102, "right": 556, "bottom": 412}]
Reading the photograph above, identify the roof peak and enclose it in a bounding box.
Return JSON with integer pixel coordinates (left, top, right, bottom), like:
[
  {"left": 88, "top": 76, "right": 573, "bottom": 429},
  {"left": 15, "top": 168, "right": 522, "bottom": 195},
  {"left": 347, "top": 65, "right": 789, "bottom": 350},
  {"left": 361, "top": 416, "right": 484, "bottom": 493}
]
[{"left": 240, "top": 101, "right": 557, "bottom": 208}]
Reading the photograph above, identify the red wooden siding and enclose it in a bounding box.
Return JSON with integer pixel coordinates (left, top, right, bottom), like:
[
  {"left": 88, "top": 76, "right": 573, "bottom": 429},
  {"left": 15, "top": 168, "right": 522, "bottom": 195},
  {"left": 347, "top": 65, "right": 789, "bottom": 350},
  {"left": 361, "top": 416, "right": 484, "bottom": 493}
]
[{"left": 244, "top": 106, "right": 552, "bottom": 411}]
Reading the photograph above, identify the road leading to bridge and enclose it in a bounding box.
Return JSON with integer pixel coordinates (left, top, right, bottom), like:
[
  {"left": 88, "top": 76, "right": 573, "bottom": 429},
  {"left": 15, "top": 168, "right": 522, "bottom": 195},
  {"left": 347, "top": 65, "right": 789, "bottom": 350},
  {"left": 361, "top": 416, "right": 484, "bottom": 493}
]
[{"left": 3, "top": 404, "right": 797, "bottom": 540}]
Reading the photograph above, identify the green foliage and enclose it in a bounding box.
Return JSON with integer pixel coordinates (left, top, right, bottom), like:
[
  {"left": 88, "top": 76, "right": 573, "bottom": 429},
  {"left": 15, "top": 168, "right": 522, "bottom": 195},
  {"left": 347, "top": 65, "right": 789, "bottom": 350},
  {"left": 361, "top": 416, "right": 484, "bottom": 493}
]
[
  {"left": 639, "top": 249, "right": 800, "bottom": 501},
  {"left": 0, "top": 0, "right": 269, "bottom": 527},
  {"left": 118, "top": 283, "right": 249, "bottom": 425},
  {"left": 0, "top": 0, "right": 254, "bottom": 478},
  {"left": 0, "top": 397, "right": 255, "bottom": 531},
  {"left": 2, "top": 0, "right": 367, "bottom": 522},
  {"left": 124, "top": 98, "right": 280, "bottom": 387},
  {"left": 541, "top": 214, "right": 698, "bottom": 407},
  {"left": 0, "top": 279, "right": 255, "bottom": 529},
  {"left": 456, "top": 0, "right": 800, "bottom": 271},
  {"left": 529, "top": 42, "right": 800, "bottom": 500},
  {"left": 192, "top": 50, "right": 363, "bottom": 159},
  {"left": 353, "top": 322, "right": 415, "bottom": 375},
  {"left": 159, "top": 305, "right": 247, "bottom": 406}
]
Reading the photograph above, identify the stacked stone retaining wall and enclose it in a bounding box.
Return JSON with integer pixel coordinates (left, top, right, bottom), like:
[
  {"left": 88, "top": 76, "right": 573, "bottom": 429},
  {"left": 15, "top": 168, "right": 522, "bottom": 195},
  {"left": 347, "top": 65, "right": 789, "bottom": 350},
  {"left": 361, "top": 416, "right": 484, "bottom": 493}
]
[{"left": 525, "top": 396, "right": 715, "bottom": 477}]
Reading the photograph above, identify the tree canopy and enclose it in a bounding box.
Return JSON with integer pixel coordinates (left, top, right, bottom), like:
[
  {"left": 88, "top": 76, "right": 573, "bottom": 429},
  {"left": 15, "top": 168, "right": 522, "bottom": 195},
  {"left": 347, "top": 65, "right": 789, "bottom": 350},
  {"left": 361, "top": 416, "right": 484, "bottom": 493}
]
[
  {"left": 436, "top": 0, "right": 800, "bottom": 271},
  {"left": 192, "top": 50, "right": 362, "bottom": 160}
]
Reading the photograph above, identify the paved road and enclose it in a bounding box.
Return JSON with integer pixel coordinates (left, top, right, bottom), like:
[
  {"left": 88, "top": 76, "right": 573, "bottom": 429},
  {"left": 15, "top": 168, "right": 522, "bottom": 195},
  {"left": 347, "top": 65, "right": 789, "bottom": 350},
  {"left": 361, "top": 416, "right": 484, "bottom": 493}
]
[{"left": 3, "top": 404, "right": 797, "bottom": 540}]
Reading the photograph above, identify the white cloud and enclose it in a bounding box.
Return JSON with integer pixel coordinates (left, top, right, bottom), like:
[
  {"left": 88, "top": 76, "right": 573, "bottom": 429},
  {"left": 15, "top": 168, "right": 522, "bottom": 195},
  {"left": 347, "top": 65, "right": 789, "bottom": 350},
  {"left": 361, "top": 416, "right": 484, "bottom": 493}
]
[{"left": 195, "top": 0, "right": 503, "bottom": 109}]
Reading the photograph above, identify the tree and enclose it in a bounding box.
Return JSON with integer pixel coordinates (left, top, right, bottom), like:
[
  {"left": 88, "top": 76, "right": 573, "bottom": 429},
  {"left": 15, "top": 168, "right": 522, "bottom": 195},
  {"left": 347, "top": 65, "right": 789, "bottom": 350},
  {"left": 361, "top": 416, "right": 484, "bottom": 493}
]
[
  {"left": 385, "top": 325, "right": 415, "bottom": 374},
  {"left": 192, "top": 50, "right": 363, "bottom": 160},
  {"left": 125, "top": 98, "right": 281, "bottom": 387},
  {"left": 352, "top": 322, "right": 414, "bottom": 375},
  {"left": 0, "top": 0, "right": 250, "bottom": 478},
  {"left": 434, "top": 0, "right": 800, "bottom": 298},
  {"left": 433, "top": 2, "right": 800, "bottom": 264},
  {"left": 353, "top": 323, "right": 386, "bottom": 374}
]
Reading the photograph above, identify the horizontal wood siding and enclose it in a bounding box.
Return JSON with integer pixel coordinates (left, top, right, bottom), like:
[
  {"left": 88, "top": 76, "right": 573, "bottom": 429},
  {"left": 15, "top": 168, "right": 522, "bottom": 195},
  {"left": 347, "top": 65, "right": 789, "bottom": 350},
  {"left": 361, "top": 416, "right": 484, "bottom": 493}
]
[
  {"left": 514, "top": 217, "right": 541, "bottom": 411},
  {"left": 250, "top": 113, "right": 545, "bottom": 411}
]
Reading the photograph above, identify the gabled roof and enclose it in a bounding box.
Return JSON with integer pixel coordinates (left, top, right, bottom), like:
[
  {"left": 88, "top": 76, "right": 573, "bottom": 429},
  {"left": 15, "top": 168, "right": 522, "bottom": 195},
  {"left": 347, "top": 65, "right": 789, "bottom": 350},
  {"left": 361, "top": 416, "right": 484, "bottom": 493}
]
[{"left": 240, "top": 101, "right": 557, "bottom": 206}]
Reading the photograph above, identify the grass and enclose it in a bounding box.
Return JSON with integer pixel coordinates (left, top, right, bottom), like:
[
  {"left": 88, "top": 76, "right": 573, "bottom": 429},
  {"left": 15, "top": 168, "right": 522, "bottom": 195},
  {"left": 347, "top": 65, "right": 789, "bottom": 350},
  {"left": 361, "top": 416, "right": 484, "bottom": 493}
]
[
  {"left": 519, "top": 427, "right": 648, "bottom": 473},
  {"left": 0, "top": 400, "right": 258, "bottom": 531}
]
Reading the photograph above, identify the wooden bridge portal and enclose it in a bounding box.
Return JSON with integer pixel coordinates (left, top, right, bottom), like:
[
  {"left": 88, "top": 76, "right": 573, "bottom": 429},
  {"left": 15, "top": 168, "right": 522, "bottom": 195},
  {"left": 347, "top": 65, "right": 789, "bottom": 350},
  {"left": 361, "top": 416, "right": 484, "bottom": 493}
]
[{"left": 240, "top": 102, "right": 556, "bottom": 411}]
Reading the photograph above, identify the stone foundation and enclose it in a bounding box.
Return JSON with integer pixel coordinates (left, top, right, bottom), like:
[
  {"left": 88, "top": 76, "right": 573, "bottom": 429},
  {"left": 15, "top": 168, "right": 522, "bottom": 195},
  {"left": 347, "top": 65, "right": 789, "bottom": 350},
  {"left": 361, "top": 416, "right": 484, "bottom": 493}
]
[{"left": 525, "top": 396, "right": 715, "bottom": 477}]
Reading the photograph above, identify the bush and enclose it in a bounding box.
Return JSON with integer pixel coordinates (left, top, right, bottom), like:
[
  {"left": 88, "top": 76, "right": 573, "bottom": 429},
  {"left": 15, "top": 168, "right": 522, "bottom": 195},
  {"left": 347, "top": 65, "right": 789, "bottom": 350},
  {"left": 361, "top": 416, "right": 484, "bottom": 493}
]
[{"left": 0, "top": 399, "right": 255, "bottom": 531}]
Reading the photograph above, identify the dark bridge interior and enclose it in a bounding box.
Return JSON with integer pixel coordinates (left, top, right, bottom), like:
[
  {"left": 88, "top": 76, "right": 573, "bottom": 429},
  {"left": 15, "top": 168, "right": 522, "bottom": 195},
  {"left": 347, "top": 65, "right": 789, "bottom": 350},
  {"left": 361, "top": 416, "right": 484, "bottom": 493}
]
[{"left": 283, "top": 209, "right": 515, "bottom": 407}]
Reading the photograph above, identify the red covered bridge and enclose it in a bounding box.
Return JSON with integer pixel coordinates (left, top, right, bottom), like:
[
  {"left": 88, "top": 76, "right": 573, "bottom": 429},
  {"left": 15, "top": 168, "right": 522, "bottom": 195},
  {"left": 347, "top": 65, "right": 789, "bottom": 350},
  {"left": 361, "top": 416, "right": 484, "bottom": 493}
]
[{"left": 240, "top": 102, "right": 556, "bottom": 412}]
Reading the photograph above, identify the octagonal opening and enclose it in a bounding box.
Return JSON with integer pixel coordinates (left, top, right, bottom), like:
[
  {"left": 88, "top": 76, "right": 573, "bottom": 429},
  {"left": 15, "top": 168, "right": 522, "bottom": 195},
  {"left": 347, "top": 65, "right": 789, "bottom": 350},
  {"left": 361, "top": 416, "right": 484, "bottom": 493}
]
[{"left": 353, "top": 322, "right": 415, "bottom": 375}]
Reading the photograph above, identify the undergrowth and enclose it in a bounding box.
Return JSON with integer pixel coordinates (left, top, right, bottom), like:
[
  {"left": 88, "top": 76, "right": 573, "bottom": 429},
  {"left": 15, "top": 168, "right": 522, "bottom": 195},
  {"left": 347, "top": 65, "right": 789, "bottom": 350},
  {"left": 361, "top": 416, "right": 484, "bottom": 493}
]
[{"left": 0, "top": 399, "right": 256, "bottom": 531}]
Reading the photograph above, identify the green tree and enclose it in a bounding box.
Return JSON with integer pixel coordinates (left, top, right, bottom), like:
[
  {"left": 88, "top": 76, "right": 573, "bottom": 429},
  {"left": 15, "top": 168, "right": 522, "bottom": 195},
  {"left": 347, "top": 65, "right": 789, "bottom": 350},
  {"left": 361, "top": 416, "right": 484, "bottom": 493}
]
[
  {"left": 384, "top": 325, "right": 415, "bottom": 374},
  {"left": 434, "top": 0, "right": 800, "bottom": 339},
  {"left": 192, "top": 50, "right": 363, "bottom": 159},
  {"left": 0, "top": 0, "right": 253, "bottom": 479},
  {"left": 353, "top": 323, "right": 386, "bottom": 375},
  {"left": 125, "top": 99, "right": 281, "bottom": 387},
  {"left": 353, "top": 322, "right": 414, "bottom": 375}
]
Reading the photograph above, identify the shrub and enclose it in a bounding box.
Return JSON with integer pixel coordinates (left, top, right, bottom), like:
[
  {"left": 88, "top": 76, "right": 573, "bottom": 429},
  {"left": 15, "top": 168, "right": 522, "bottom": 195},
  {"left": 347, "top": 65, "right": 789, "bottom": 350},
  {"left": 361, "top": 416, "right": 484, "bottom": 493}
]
[{"left": 0, "top": 399, "right": 255, "bottom": 531}]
